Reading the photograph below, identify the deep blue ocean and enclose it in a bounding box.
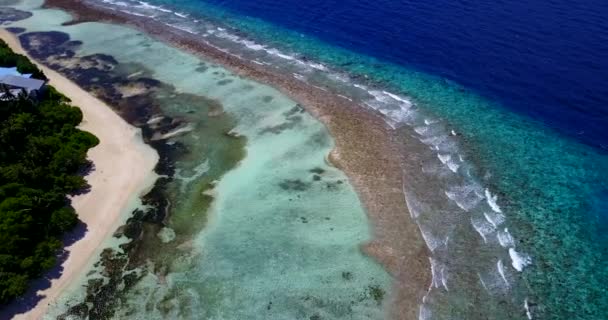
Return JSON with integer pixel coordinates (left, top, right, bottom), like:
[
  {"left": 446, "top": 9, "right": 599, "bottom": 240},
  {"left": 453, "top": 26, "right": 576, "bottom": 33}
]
[
  {"left": 201, "top": 0, "right": 608, "bottom": 152},
  {"left": 84, "top": 0, "right": 608, "bottom": 318}
]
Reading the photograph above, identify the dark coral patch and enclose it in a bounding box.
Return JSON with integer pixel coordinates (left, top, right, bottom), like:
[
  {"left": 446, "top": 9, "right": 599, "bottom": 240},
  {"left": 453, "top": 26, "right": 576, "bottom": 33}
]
[
  {"left": 279, "top": 179, "right": 310, "bottom": 191},
  {"left": 5, "top": 27, "right": 25, "bottom": 34},
  {"left": 216, "top": 79, "right": 233, "bottom": 86},
  {"left": 0, "top": 7, "right": 32, "bottom": 23}
]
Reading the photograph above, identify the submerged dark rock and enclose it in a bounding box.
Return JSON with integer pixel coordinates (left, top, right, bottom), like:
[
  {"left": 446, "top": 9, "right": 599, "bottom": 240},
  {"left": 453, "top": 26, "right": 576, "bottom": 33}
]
[{"left": 0, "top": 7, "right": 32, "bottom": 23}]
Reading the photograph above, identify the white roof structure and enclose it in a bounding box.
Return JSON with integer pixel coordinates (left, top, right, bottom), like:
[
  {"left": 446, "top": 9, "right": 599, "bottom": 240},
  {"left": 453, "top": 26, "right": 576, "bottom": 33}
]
[{"left": 0, "top": 74, "right": 45, "bottom": 93}]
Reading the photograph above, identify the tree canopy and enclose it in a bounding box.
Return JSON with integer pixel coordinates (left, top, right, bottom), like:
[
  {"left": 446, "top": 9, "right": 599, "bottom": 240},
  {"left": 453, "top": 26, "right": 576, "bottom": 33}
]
[
  {"left": 0, "top": 39, "right": 45, "bottom": 79},
  {"left": 0, "top": 40, "right": 98, "bottom": 305}
]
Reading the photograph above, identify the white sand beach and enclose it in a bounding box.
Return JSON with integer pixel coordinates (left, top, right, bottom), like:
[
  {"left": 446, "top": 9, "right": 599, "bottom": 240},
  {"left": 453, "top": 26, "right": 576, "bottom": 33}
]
[{"left": 0, "top": 29, "right": 159, "bottom": 320}]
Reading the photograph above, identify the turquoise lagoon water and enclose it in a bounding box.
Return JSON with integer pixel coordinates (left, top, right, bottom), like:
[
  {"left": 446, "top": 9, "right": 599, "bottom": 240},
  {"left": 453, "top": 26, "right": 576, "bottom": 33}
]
[
  {"left": 3, "top": 0, "right": 608, "bottom": 319},
  {"left": 68, "top": 0, "right": 608, "bottom": 318},
  {"left": 4, "top": 1, "right": 393, "bottom": 319},
  {"left": 74, "top": 0, "right": 608, "bottom": 319}
]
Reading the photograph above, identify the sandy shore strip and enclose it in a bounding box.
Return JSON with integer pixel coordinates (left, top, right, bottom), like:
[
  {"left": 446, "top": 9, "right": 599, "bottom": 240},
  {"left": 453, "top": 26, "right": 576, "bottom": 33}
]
[
  {"left": 0, "top": 29, "right": 159, "bottom": 320},
  {"left": 42, "top": 1, "right": 431, "bottom": 318}
]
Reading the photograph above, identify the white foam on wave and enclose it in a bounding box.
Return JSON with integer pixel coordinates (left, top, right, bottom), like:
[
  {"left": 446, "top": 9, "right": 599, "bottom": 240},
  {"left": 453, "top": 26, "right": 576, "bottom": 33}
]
[
  {"left": 137, "top": 1, "right": 171, "bottom": 12},
  {"left": 446, "top": 161, "right": 460, "bottom": 173},
  {"left": 524, "top": 298, "right": 533, "bottom": 319},
  {"left": 403, "top": 189, "right": 425, "bottom": 219},
  {"left": 445, "top": 184, "right": 484, "bottom": 211},
  {"left": 420, "top": 134, "right": 458, "bottom": 153},
  {"left": 429, "top": 258, "right": 449, "bottom": 291},
  {"left": 292, "top": 73, "right": 306, "bottom": 81},
  {"left": 483, "top": 211, "right": 506, "bottom": 228},
  {"left": 477, "top": 273, "right": 489, "bottom": 292},
  {"left": 419, "top": 304, "right": 432, "bottom": 320},
  {"left": 311, "top": 85, "right": 328, "bottom": 92},
  {"left": 509, "top": 248, "right": 531, "bottom": 271},
  {"left": 470, "top": 215, "right": 496, "bottom": 243},
  {"left": 307, "top": 62, "right": 328, "bottom": 71},
  {"left": 101, "top": 0, "right": 129, "bottom": 7},
  {"left": 267, "top": 48, "right": 296, "bottom": 61},
  {"left": 438, "top": 154, "right": 451, "bottom": 164},
  {"left": 119, "top": 9, "right": 151, "bottom": 17},
  {"left": 414, "top": 125, "right": 430, "bottom": 135},
  {"left": 497, "top": 228, "right": 515, "bottom": 247},
  {"left": 382, "top": 90, "right": 413, "bottom": 106},
  {"left": 485, "top": 189, "right": 502, "bottom": 213},
  {"left": 437, "top": 153, "right": 460, "bottom": 173},
  {"left": 418, "top": 224, "right": 445, "bottom": 252},
  {"left": 241, "top": 39, "right": 265, "bottom": 51},
  {"left": 497, "top": 259, "right": 510, "bottom": 286},
  {"left": 164, "top": 23, "right": 198, "bottom": 34},
  {"left": 337, "top": 94, "right": 352, "bottom": 101}
]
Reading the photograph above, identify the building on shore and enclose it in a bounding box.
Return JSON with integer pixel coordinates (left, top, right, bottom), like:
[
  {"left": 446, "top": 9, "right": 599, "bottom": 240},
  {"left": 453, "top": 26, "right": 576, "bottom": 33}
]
[{"left": 0, "top": 70, "right": 46, "bottom": 99}]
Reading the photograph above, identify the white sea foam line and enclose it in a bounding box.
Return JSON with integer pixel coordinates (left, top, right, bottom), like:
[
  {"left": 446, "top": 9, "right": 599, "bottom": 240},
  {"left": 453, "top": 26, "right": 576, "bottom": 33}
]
[
  {"left": 484, "top": 211, "right": 506, "bottom": 228},
  {"left": 478, "top": 273, "right": 489, "bottom": 292},
  {"left": 446, "top": 161, "right": 460, "bottom": 173},
  {"left": 403, "top": 188, "right": 424, "bottom": 219},
  {"left": 441, "top": 266, "right": 449, "bottom": 291},
  {"left": 267, "top": 48, "right": 296, "bottom": 60},
  {"left": 418, "top": 224, "right": 443, "bottom": 252},
  {"left": 484, "top": 189, "right": 502, "bottom": 213},
  {"left": 437, "top": 153, "right": 450, "bottom": 164},
  {"left": 119, "top": 9, "right": 150, "bottom": 17},
  {"left": 497, "top": 228, "right": 515, "bottom": 247},
  {"left": 414, "top": 125, "right": 429, "bottom": 135},
  {"left": 419, "top": 303, "right": 432, "bottom": 320},
  {"left": 308, "top": 62, "right": 328, "bottom": 71},
  {"left": 292, "top": 73, "right": 306, "bottom": 81},
  {"left": 101, "top": 0, "right": 541, "bottom": 298},
  {"left": 137, "top": 1, "right": 172, "bottom": 13},
  {"left": 497, "top": 259, "right": 510, "bottom": 287},
  {"left": 101, "top": 0, "right": 128, "bottom": 7},
  {"left": 337, "top": 94, "right": 352, "bottom": 101},
  {"left": 164, "top": 23, "right": 198, "bottom": 34},
  {"left": 445, "top": 184, "right": 483, "bottom": 212},
  {"left": 435, "top": 153, "right": 460, "bottom": 173},
  {"left": 524, "top": 298, "right": 533, "bottom": 319},
  {"left": 471, "top": 216, "right": 495, "bottom": 243},
  {"left": 509, "top": 248, "right": 531, "bottom": 272}
]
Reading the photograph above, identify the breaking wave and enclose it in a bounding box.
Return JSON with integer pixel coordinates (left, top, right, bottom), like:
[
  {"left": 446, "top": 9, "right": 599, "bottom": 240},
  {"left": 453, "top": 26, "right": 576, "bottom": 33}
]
[{"left": 84, "top": 0, "right": 535, "bottom": 318}]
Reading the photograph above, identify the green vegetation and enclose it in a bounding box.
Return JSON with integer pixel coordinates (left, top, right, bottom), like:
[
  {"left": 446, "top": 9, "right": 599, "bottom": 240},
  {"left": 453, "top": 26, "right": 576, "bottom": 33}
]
[
  {"left": 0, "top": 40, "right": 45, "bottom": 80},
  {"left": 0, "top": 41, "right": 98, "bottom": 304}
]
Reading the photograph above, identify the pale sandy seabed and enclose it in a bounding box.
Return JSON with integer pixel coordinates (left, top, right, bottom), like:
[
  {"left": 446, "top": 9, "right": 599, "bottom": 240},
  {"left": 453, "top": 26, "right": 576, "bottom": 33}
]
[{"left": 0, "top": 1, "right": 429, "bottom": 319}]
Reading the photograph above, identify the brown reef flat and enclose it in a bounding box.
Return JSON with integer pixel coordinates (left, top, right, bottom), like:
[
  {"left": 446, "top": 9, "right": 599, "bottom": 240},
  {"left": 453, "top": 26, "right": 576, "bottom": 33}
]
[{"left": 42, "top": 1, "right": 431, "bottom": 318}]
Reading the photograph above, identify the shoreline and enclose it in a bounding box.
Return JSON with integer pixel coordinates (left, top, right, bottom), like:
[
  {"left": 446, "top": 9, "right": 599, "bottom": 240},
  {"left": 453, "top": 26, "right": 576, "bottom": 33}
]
[
  {"left": 0, "top": 29, "right": 159, "bottom": 320},
  {"left": 43, "top": 0, "right": 431, "bottom": 318}
]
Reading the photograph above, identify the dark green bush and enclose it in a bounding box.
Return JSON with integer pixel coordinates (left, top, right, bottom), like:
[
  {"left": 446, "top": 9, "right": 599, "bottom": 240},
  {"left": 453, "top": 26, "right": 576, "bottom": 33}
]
[{"left": 0, "top": 46, "right": 97, "bottom": 305}]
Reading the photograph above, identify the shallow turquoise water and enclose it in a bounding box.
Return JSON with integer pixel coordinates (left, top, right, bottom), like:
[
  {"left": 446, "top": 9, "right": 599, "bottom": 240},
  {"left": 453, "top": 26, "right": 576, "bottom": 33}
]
[
  {"left": 3, "top": 1, "right": 392, "bottom": 319},
  {"left": 78, "top": 0, "right": 608, "bottom": 318},
  {"left": 3, "top": 0, "right": 608, "bottom": 318}
]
